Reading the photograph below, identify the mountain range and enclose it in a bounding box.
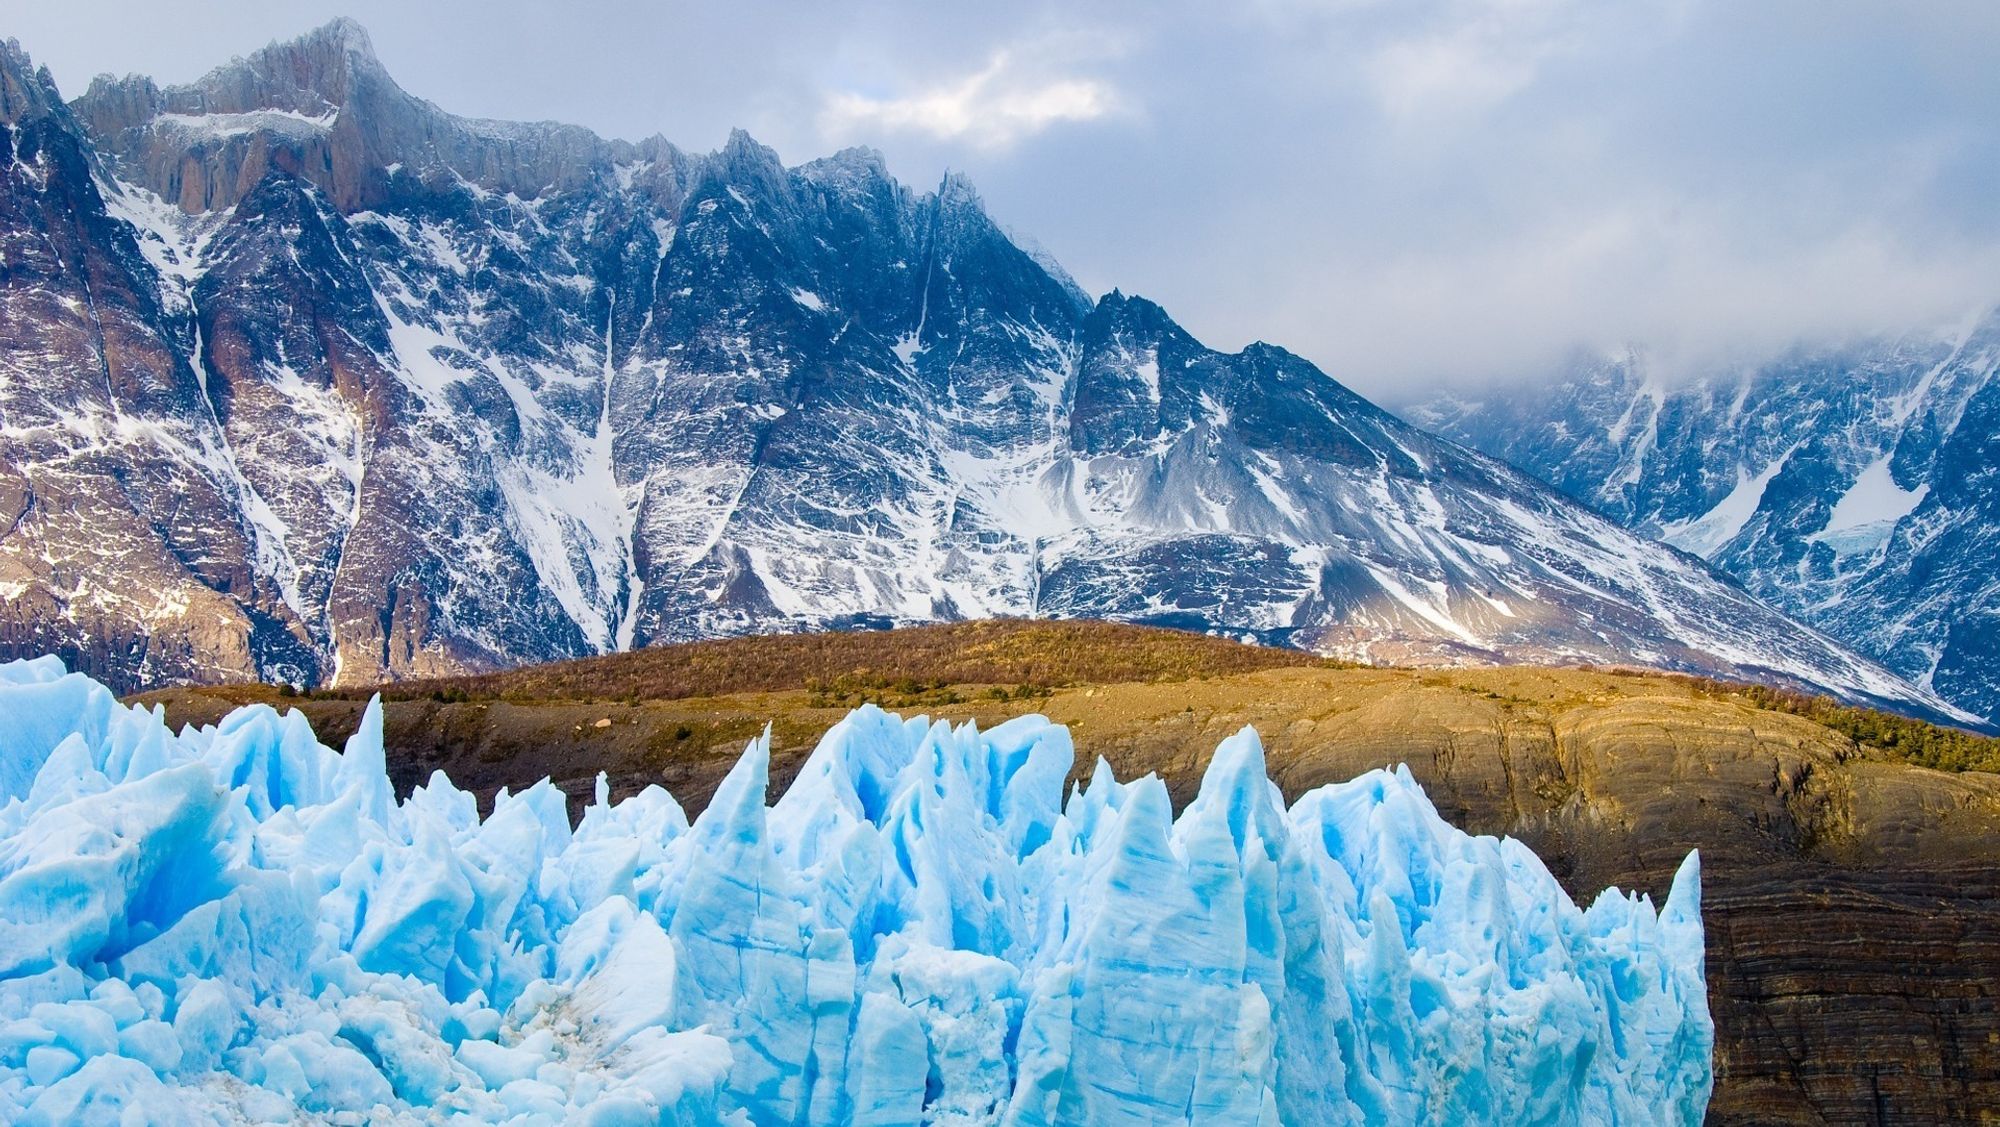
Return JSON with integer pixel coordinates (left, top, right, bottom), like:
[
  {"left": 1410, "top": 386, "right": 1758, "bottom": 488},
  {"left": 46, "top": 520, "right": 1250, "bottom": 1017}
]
[
  {"left": 1414, "top": 323, "right": 2000, "bottom": 726},
  {"left": 0, "top": 20, "right": 1970, "bottom": 726}
]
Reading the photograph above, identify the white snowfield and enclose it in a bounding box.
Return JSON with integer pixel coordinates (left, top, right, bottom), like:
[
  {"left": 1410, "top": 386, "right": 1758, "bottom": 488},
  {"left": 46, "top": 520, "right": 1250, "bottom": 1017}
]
[{"left": 0, "top": 656, "right": 1713, "bottom": 1125}]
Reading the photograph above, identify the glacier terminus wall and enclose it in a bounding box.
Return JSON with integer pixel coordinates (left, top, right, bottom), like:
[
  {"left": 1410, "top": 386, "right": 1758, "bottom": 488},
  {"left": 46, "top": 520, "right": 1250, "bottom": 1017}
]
[{"left": 0, "top": 656, "right": 1712, "bottom": 1124}]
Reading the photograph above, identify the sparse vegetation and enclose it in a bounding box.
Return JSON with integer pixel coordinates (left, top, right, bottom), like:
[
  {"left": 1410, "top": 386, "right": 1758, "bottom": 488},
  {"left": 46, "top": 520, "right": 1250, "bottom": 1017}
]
[
  {"left": 347, "top": 620, "right": 1328, "bottom": 706},
  {"left": 1727, "top": 683, "right": 2000, "bottom": 773},
  {"left": 1591, "top": 667, "right": 2000, "bottom": 774},
  {"left": 804, "top": 674, "right": 964, "bottom": 709}
]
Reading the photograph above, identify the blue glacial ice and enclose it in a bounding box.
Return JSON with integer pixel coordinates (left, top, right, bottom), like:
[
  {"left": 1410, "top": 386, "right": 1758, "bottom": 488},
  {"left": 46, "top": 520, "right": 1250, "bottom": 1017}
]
[{"left": 0, "top": 656, "right": 1713, "bottom": 1124}]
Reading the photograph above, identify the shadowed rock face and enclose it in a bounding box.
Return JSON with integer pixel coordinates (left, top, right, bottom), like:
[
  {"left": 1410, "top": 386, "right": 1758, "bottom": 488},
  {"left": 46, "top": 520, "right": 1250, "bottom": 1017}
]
[
  {"left": 0, "top": 25, "right": 1967, "bottom": 727},
  {"left": 137, "top": 629, "right": 2000, "bottom": 1125}
]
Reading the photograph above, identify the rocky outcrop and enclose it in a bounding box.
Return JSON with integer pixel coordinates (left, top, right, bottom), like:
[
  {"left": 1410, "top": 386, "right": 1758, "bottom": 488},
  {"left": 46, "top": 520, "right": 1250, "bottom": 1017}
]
[{"left": 73, "top": 18, "right": 647, "bottom": 214}]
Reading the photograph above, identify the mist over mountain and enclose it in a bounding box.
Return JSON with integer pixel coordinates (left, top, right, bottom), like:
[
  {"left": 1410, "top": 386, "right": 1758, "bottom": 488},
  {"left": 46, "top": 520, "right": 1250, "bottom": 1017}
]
[
  {"left": 1414, "top": 323, "right": 2000, "bottom": 726},
  {"left": 0, "top": 22, "right": 1970, "bottom": 728}
]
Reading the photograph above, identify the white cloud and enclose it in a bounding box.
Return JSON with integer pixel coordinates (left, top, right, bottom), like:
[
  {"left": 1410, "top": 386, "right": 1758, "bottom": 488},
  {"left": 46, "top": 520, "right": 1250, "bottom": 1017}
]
[
  {"left": 1366, "top": 25, "right": 1551, "bottom": 119},
  {"left": 818, "top": 50, "right": 1119, "bottom": 151},
  {"left": 1357, "top": 0, "right": 1648, "bottom": 121},
  {"left": 1231, "top": 194, "right": 2000, "bottom": 397}
]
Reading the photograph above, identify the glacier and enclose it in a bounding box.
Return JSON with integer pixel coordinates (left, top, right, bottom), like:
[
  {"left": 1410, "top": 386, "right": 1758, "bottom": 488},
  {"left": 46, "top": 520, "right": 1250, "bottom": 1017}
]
[{"left": 0, "top": 656, "right": 1713, "bottom": 1124}]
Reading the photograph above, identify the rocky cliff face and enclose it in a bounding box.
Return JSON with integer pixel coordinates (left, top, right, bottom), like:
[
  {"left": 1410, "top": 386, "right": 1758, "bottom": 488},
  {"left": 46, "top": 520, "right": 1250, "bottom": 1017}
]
[
  {"left": 1411, "top": 325, "right": 2000, "bottom": 726},
  {"left": 71, "top": 18, "right": 632, "bottom": 215},
  {"left": 0, "top": 23, "right": 1969, "bottom": 726},
  {"left": 0, "top": 39, "right": 289, "bottom": 686}
]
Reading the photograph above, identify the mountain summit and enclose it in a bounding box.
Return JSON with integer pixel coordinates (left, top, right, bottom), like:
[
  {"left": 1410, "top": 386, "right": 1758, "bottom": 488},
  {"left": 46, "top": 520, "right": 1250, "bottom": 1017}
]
[{"left": 0, "top": 23, "right": 1968, "bottom": 725}]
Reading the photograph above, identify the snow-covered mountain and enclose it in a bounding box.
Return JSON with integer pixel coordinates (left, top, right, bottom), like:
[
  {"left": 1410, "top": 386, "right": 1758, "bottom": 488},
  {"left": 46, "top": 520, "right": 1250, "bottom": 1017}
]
[
  {"left": 1411, "top": 322, "right": 2000, "bottom": 726},
  {"left": 0, "top": 22, "right": 1967, "bottom": 724}
]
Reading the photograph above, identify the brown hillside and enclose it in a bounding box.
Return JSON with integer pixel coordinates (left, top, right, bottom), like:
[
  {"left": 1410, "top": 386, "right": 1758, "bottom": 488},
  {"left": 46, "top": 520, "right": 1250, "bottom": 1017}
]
[{"left": 353, "top": 618, "right": 1329, "bottom": 703}]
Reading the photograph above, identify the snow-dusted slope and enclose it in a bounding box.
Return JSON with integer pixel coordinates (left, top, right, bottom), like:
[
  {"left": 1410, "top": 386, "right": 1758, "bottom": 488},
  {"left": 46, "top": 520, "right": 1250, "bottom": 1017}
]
[
  {"left": 0, "top": 23, "right": 1966, "bottom": 725},
  {"left": 0, "top": 655, "right": 1714, "bottom": 1124},
  {"left": 1412, "top": 323, "right": 2000, "bottom": 726}
]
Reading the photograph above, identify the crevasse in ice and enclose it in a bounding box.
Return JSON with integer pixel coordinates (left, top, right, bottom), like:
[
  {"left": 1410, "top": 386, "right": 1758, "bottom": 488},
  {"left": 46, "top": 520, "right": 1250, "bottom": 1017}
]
[{"left": 0, "top": 656, "right": 1712, "bottom": 1124}]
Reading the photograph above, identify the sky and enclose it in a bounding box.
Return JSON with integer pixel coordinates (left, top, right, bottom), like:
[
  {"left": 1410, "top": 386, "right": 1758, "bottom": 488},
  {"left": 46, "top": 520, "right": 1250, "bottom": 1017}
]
[{"left": 12, "top": 0, "right": 2000, "bottom": 399}]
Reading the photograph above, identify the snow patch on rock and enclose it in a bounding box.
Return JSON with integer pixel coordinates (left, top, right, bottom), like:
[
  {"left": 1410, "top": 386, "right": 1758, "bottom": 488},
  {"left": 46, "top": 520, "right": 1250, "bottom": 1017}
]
[{"left": 1811, "top": 456, "right": 1929, "bottom": 557}]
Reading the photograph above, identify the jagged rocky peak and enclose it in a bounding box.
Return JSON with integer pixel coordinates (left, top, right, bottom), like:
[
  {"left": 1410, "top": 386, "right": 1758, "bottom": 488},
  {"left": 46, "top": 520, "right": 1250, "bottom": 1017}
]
[
  {"left": 168, "top": 14, "right": 381, "bottom": 117},
  {"left": 936, "top": 167, "right": 983, "bottom": 207},
  {"left": 223, "top": 14, "right": 381, "bottom": 107},
  {"left": 1070, "top": 291, "right": 1395, "bottom": 468},
  {"left": 65, "top": 73, "right": 161, "bottom": 137},
  {"left": 1087, "top": 287, "right": 1175, "bottom": 335},
  {"left": 71, "top": 16, "right": 385, "bottom": 144},
  {"left": 1069, "top": 290, "right": 1195, "bottom": 453},
  {"left": 0, "top": 39, "right": 67, "bottom": 125},
  {"left": 711, "top": 127, "right": 787, "bottom": 187},
  {"left": 70, "top": 17, "right": 631, "bottom": 213},
  {"left": 802, "top": 144, "right": 893, "bottom": 185},
  {"left": 927, "top": 167, "right": 1017, "bottom": 248},
  {"left": 900, "top": 167, "right": 1093, "bottom": 365},
  {"left": 69, "top": 18, "right": 384, "bottom": 212}
]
